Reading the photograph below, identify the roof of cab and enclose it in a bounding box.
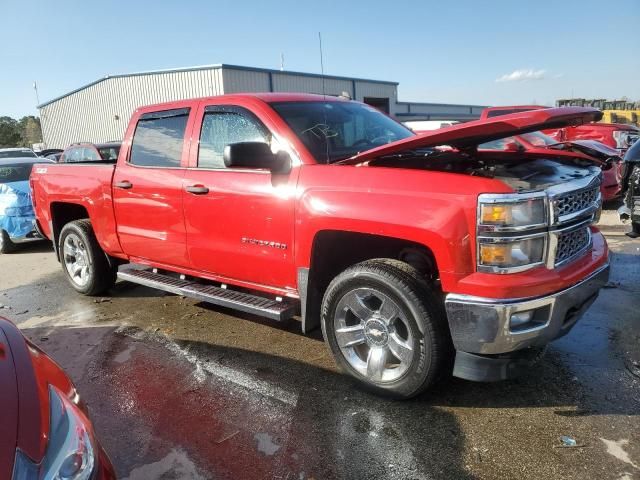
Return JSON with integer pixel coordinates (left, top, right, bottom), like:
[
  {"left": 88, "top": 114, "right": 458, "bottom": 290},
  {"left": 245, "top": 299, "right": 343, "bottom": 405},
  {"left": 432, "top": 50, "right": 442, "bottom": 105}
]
[{"left": 135, "top": 92, "right": 350, "bottom": 113}]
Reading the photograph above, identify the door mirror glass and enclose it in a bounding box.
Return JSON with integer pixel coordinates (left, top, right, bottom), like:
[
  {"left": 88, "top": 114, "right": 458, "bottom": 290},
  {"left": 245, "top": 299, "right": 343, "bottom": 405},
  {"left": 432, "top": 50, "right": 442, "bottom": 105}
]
[{"left": 223, "top": 142, "right": 291, "bottom": 174}]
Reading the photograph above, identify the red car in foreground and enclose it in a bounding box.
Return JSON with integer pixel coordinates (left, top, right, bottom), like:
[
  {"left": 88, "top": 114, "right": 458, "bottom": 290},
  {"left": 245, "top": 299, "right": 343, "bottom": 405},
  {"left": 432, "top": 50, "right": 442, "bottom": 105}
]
[{"left": 0, "top": 317, "right": 115, "bottom": 479}]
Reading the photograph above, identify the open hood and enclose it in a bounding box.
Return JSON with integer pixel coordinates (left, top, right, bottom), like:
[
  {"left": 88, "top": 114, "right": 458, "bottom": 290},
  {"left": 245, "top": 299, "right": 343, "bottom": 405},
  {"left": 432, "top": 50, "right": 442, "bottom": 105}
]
[{"left": 340, "top": 107, "right": 602, "bottom": 164}]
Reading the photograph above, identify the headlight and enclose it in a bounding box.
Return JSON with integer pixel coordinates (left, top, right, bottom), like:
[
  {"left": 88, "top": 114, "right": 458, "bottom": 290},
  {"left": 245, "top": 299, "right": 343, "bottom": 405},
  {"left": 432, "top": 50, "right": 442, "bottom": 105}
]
[
  {"left": 12, "top": 386, "right": 96, "bottom": 480},
  {"left": 478, "top": 236, "right": 546, "bottom": 272},
  {"left": 477, "top": 193, "right": 548, "bottom": 273},
  {"left": 478, "top": 194, "right": 547, "bottom": 231}
]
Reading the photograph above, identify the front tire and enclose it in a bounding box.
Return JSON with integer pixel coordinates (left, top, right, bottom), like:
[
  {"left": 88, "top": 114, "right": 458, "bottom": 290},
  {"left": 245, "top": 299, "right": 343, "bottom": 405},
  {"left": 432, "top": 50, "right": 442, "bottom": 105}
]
[
  {"left": 0, "top": 230, "right": 17, "bottom": 254},
  {"left": 321, "top": 259, "right": 452, "bottom": 399},
  {"left": 59, "top": 220, "right": 116, "bottom": 295}
]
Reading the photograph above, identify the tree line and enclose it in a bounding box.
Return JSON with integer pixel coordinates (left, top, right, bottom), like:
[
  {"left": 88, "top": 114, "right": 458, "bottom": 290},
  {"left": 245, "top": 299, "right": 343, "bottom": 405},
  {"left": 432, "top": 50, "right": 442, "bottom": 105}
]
[{"left": 0, "top": 116, "right": 43, "bottom": 148}]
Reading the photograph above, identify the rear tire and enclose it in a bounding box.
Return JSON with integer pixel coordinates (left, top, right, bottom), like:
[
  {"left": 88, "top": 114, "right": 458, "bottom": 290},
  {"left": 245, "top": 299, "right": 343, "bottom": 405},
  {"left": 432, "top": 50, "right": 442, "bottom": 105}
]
[
  {"left": 321, "top": 259, "right": 452, "bottom": 399},
  {"left": 59, "top": 220, "right": 116, "bottom": 295},
  {"left": 0, "top": 230, "right": 16, "bottom": 254}
]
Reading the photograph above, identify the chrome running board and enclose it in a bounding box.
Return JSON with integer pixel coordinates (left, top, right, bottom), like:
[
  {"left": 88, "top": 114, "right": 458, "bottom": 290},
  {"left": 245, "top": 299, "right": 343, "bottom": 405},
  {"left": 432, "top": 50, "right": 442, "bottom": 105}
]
[{"left": 117, "top": 268, "right": 296, "bottom": 321}]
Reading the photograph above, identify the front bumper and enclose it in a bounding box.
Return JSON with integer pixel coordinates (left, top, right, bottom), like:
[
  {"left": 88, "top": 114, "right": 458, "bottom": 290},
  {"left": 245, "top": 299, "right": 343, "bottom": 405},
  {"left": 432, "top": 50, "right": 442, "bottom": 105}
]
[{"left": 444, "top": 262, "right": 610, "bottom": 355}]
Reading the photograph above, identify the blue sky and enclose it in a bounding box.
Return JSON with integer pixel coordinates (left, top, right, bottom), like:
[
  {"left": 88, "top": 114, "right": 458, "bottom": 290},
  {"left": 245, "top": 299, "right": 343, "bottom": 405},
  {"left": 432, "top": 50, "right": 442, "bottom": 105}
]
[{"left": 2, "top": 0, "right": 639, "bottom": 118}]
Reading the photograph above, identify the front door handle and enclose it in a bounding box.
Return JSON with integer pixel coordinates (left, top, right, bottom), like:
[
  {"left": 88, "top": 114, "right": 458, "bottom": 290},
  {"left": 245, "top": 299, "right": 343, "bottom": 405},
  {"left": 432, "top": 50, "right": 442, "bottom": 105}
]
[
  {"left": 185, "top": 185, "right": 209, "bottom": 195},
  {"left": 115, "top": 180, "right": 133, "bottom": 189}
]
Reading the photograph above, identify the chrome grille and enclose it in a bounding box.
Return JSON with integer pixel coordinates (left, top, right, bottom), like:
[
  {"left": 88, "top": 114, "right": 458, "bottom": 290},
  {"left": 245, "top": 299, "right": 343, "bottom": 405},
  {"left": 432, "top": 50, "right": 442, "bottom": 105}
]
[
  {"left": 555, "top": 228, "right": 590, "bottom": 266},
  {"left": 554, "top": 187, "right": 599, "bottom": 220}
]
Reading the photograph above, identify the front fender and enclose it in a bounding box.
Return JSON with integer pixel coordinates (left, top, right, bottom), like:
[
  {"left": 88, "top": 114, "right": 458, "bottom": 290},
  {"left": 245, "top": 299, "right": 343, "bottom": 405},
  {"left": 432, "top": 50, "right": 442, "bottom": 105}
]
[{"left": 293, "top": 165, "right": 515, "bottom": 292}]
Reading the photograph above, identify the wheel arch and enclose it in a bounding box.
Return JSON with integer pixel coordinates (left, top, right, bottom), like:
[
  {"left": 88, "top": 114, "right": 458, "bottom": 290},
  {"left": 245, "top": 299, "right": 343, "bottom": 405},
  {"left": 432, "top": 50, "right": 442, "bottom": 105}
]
[
  {"left": 50, "top": 202, "right": 90, "bottom": 260},
  {"left": 299, "top": 230, "right": 441, "bottom": 334}
]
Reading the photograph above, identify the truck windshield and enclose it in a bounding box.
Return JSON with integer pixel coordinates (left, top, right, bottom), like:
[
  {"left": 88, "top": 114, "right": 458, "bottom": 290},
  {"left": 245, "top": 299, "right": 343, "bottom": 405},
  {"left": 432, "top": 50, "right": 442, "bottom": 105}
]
[
  {"left": 271, "top": 101, "right": 414, "bottom": 163},
  {"left": 0, "top": 163, "right": 34, "bottom": 182}
]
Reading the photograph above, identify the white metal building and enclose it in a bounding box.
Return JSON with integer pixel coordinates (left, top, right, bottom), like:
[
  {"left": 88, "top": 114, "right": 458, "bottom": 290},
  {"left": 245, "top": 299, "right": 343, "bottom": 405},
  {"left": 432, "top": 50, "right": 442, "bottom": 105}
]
[{"left": 38, "top": 64, "right": 486, "bottom": 148}]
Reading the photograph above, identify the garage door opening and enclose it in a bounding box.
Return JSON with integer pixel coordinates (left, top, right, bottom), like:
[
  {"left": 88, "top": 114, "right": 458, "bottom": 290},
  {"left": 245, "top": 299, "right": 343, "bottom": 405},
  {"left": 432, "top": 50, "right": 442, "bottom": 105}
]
[{"left": 363, "top": 97, "right": 390, "bottom": 114}]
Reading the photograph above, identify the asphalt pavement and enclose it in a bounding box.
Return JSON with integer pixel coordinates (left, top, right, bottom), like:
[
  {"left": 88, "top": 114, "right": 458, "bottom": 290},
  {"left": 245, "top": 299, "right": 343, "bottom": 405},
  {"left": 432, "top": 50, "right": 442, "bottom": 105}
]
[{"left": 1, "top": 209, "right": 638, "bottom": 480}]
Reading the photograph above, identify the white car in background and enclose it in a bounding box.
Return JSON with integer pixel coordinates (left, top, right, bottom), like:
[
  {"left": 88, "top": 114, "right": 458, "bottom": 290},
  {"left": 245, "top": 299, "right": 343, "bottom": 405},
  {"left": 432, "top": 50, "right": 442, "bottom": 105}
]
[
  {"left": 0, "top": 148, "right": 38, "bottom": 160},
  {"left": 403, "top": 120, "right": 460, "bottom": 133}
]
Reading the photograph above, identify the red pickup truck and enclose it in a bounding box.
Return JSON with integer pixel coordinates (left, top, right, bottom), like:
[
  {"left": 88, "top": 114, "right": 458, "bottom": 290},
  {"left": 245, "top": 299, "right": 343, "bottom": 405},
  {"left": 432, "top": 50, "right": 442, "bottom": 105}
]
[{"left": 31, "top": 94, "right": 610, "bottom": 398}]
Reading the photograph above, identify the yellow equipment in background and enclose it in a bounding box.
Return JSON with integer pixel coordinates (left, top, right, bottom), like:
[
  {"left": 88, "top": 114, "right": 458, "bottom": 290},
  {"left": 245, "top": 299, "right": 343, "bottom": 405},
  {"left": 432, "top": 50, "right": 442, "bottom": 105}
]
[{"left": 556, "top": 99, "right": 640, "bottom": 126}]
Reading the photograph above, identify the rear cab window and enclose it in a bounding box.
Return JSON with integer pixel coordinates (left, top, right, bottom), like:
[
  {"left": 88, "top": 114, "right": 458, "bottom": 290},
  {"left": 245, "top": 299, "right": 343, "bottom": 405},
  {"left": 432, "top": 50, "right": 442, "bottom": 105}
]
[{"left": 129, "top": 108, "right": 190, "bottom": 167}]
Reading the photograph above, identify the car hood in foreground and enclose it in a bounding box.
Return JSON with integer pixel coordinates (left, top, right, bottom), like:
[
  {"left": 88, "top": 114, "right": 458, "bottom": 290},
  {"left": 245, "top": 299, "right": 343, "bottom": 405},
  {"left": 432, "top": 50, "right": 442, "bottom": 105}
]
[
  {"left": 0, "top": 326, "right": 19, "bottom": 480},
  {"left": 0, "top": 317, "right": 45, "bottom": 480}
]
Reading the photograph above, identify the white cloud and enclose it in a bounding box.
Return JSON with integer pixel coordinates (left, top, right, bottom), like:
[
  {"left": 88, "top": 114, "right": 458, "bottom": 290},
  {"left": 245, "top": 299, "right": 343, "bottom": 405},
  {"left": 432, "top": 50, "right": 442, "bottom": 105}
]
[{"left": 496, "top": 68, "right": 547, "bottom": 82}]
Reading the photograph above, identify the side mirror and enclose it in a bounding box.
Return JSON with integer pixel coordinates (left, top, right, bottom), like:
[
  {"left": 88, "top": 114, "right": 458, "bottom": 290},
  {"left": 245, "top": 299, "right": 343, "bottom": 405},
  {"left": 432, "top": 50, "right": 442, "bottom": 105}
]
[{"left": 223, "top": 142, "right": 291, "bottom": 174}]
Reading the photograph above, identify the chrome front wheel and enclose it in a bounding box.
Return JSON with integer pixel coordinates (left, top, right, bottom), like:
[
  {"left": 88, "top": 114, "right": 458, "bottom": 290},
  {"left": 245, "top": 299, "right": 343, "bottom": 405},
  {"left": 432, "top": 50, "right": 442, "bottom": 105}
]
[
  {"left": 322, "top": 259, "right": 451, "bottom": 399},
  {"left": 334, "top": 288, "right": 415, "bottom": 383}
]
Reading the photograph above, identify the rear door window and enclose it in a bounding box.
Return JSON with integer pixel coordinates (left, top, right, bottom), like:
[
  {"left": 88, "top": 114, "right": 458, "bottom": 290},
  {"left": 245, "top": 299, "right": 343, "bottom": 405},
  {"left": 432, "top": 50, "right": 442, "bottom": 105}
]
[{"left": 130, "top": 108, "right": 190, "bottom": 167}]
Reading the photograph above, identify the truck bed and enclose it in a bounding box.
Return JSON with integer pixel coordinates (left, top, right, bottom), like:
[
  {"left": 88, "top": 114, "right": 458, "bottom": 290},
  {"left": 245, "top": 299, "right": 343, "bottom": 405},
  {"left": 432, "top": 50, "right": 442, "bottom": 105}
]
[{"left": 30, "top": 163, "right": 122, "bottom": 256}]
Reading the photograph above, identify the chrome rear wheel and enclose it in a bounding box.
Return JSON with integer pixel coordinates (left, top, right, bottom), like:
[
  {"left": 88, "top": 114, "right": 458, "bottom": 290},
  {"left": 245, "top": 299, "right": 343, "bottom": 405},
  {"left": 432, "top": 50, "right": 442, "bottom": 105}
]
[
  {"left": 58, "top": 220, "right": 116, "bottom": 295},
  {"left": 63, "top": 232, "right": 90, "bottom": 287}
]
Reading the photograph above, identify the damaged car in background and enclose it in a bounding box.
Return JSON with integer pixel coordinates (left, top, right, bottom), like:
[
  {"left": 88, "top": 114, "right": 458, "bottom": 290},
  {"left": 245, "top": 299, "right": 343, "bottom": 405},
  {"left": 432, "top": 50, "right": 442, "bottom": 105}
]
[
  {"left": 619, "top": 138, "right": 640, "bottom": 238},
  {"left": 478, "top": 130, "right": 624, "bottom": 201},
  {"left": 0, "top": 158, "right": 53, "bottom": 253}
]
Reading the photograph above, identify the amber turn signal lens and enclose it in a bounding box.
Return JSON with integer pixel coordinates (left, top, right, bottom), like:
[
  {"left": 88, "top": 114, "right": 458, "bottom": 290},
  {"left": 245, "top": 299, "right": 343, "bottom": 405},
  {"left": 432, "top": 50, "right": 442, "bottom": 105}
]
[
  {"left": 480, "top": 205, "right": 512, "bottom": 225},
  {"left": 479, "top": 244, "right": 510, "bottom": 265}
]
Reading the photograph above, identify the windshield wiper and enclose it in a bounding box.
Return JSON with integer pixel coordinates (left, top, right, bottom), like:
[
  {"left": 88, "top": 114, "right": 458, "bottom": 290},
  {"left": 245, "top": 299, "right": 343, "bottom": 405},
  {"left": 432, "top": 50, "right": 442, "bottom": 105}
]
[{"left": 376, "top": 148, "right": 437, "bottom": 160}]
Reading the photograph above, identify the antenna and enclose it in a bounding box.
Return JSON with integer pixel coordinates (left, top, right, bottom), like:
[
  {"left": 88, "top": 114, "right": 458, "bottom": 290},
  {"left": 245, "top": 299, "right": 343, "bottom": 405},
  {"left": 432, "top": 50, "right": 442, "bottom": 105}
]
[
  {"left": 33, "top": 81, "right": 40, "bottom": 106},
  {"left": 280, "top": 53, "right": 284, "bottom": 71},
  {"left": 318, "top": 32, "right": 329, "bottom": 162},
  {"left": 318, "top": 32, "right": 326, "bottom": 97}
]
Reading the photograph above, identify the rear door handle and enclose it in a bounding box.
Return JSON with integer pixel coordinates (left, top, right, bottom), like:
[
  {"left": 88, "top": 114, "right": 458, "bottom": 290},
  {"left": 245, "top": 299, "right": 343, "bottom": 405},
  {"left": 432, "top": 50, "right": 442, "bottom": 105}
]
[
  {"left": 115, "top": 181, "right": 133, "bottom": 189},
  {"left": 185, "top": 185, "right": 209, "bottom": 195}
]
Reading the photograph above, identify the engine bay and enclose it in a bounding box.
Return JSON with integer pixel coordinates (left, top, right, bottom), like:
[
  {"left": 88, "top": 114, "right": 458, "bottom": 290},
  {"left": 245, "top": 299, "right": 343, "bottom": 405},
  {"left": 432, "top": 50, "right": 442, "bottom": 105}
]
[{"left": 367, "top": 149, "right": 600, "bottom": 192}]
